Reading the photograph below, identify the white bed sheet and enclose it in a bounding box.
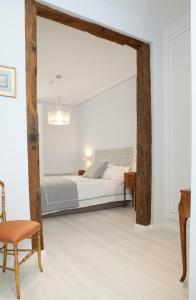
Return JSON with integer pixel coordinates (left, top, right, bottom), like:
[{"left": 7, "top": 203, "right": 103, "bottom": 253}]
[
  {"left": 78, "top": 194, "right": 131, "bottom": 207},
  {"left": 64, "top": 176, "right": 124, "bottom": 200},
  {"left": 41, "top": 176, "right": 131, "bottom": 215}
]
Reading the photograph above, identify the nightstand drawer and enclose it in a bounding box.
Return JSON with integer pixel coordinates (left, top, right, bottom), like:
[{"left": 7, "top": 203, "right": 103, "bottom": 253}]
[{"left": 124, "top": 172, "right": 136, "bottom": 188}]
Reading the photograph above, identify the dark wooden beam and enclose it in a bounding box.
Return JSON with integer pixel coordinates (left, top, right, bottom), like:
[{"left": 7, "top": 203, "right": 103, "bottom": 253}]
[
  {"left": 136, "top": 43, "right": 152, "bottom": 225},
  {"left": 26, "top": 1, "right": 152, "bottom": 228},
  {"left": 25, "top": 0, "right": 43, "bottom": 247},
  {"left": 36, "top": 2, "right": 142, "bottom": 50}
]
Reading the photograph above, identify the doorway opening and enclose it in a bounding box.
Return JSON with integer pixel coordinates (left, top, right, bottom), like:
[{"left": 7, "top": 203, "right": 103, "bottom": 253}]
[{"left": 25, "top": 0, "right": 152, "bottom": 246}]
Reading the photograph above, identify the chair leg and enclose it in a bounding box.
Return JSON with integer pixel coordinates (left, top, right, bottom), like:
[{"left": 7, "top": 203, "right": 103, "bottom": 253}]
[
  {"left": 37, "top": 231, "right": 43, "bottom": 272},
  {"left": 14, "top": 243, "right": 20, "bottom": 299},
  {"left": 3, "top": 243, "right": 7, "bottom": 272}
]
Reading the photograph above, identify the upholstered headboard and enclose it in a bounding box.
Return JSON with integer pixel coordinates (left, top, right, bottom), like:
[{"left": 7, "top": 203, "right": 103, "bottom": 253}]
[{"left": 95, "top": 147, "right": 133, "bottom": 167}]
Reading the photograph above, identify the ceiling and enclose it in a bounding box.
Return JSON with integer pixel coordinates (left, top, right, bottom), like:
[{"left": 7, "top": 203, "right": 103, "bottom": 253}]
[
  {"left": 37, "top": 17, "right": 136, "bottom": 106},
  {"left": 38, "top": 0, "right": 190, "bottom": 35},
  {"left": 89, "top": 0, "right": 190, "bottom": 30}
]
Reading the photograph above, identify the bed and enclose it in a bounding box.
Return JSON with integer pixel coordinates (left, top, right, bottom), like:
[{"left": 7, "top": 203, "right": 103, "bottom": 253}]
[{"left": 41, "top": 147, "right": 133, "bottom": 217}]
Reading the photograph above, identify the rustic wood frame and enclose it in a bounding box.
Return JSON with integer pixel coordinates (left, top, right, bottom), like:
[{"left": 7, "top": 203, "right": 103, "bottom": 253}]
[{"left": 25, "top": 0, "right": 152, "bottom": 243}]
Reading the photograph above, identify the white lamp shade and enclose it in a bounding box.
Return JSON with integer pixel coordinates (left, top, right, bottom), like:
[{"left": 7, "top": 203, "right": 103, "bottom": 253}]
[{"left": 48, "top": 110, "right": 70, "bottom": 125}]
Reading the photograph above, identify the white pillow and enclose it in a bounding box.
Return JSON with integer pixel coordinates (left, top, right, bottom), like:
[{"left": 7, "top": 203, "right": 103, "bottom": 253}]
[
  {"left": 83, "top": 162, "right": 107, "bottom": 179},
  {"left": 102, "top": 165, "right": 131, "bottom": 181}
]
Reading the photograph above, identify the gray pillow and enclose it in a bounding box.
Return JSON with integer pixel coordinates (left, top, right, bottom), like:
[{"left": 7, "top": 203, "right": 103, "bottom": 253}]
[{"left": 83, "top": 162, "right": 107, "bottom": 179}]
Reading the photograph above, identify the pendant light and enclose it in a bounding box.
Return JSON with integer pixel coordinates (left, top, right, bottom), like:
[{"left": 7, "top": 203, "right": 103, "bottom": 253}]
[{"left": 48, "top": 75, "right": 70, "bottom": 125}]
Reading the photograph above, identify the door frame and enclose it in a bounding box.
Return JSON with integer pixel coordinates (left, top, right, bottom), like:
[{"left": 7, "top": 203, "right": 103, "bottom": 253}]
[{"left": 25, "top": 0, "right": 152, "bottom": 243}]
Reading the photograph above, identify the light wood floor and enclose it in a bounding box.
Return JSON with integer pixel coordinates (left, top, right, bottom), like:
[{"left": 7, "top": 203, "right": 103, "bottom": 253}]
[{"left": 0, "top": 208, "right": 188, "bottom": 299}]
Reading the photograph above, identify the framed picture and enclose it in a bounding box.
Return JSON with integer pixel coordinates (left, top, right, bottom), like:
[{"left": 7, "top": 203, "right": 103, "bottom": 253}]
[{"left": 0, "top": 65, "right": 16, "bottom": 98}]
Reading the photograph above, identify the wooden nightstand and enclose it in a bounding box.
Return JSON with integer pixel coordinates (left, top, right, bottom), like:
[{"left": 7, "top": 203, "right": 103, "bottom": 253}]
[
  {"left": 78, "top": 170, "right": 85, "bottom": 176},
  {"left": 124, "top": 172, "right": 137, "bottom": 209}
]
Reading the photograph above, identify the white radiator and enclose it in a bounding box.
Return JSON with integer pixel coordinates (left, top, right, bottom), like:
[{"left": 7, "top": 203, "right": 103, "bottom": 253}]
[{"left": 44, "top": 172, "right": 76, "bottom": 177}]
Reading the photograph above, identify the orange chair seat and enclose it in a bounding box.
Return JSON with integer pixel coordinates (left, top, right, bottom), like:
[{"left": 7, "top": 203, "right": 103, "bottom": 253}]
[{"left": 0, "top": 220, "right": 40, "bottom": 243}]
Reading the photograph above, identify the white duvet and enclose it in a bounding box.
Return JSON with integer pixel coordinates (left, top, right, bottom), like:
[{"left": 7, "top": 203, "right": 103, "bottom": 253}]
[{"left": 63, "top": 176, "right": 124, "bottom": 201}]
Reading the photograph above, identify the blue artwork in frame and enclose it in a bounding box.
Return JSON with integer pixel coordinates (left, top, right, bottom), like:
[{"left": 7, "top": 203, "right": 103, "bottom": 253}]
[{"left": 0, "top": 65, "right": 16, "bottom": 98}]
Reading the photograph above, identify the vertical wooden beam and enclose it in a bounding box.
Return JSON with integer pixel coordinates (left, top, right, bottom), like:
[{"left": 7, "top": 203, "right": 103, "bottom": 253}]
[
  {"left": 25, "top": 0, "right": 43, "bottom": 247},
  {"left": 136, "top": 43, "right": 152, "bottom": 225}
]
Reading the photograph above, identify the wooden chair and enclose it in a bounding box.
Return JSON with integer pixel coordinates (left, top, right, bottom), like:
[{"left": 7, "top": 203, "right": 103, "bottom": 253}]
[{"left": 0, "top": 180, "right": 43, "bottom": 299}]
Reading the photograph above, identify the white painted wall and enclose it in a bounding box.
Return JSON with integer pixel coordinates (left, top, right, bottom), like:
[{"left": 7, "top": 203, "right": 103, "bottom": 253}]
[
  {"left": 189, "top": 1, "right": 196, "bottom": 298},
  {"left": 38, "top": 77, "right": 136, "bottom": 173},
  {"left": 163, "top": 15, "right": 191, "bottom": 221},
  {"left": 0, "top": 1, "right": 30, "bottom": 220},
  {"left": 38, "top": 103, "right": 79, "bottom": 174},
  {"left": 38, "top": 103, "right": 44, "bottom": 177},
  {"left": 77, "top": 77, "right": 136, "bottom": 167}
]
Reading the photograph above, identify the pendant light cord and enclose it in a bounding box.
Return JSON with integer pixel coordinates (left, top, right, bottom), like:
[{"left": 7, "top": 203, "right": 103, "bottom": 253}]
[{"left": 56, "top": 74, "right": 61, "bottom": 111}]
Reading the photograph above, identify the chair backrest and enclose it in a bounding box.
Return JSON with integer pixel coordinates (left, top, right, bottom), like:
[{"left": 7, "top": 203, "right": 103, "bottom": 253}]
[{"left": 0, "top": 180, "right": 6, "bottom": 222}]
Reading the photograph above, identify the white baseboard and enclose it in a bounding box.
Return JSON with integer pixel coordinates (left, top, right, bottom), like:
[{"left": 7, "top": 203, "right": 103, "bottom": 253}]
[
  {"left": 134, "top": 224, "right": 153, "bottom": 231},
  {"left": 135, "top": 219, "right": 180, "bottom": 232}
]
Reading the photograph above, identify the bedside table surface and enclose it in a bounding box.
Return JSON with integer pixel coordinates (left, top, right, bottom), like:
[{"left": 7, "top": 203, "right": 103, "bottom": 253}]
[{"left": 78, "top": 170, "right": 85, "bottom": 176}]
